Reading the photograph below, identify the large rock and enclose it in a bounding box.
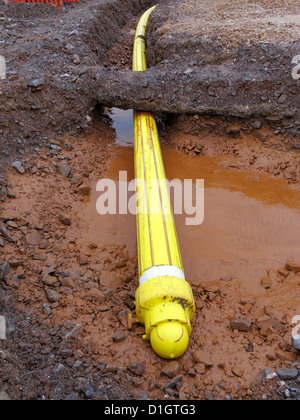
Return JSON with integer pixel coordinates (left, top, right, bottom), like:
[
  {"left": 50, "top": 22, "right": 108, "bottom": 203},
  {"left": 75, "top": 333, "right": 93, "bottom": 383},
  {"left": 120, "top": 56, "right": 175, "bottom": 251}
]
[
  {"left": 0, "top": 226, "right": 16, "bottom": 243},
  {"left": 277, "top": 368, "right": 299, "bottom": 380},
  {"left": 28, "top": 78, "right": 45, "bottom": 91},
  {"left": 59, "top": 165, "right": 71, "bottom": 178},
  {"left": 292, "top": 323, "right": 300, "bottom": 351},
  {"left": 162, "top": 361, "right": 180, "bottom": 378},
  {"left": 45, "top": 288, "right": 60, "bottom": 303},
  {"left": 12, "top": 161, "right": 25, "bottom": 174},
  {"left": 230, "top": 318, "right": 252, "bottom": 332},
  {"left": 127, "top": 362, "right": 145, "bottom": 377},
  {"left": 192, "top": 349, "right": 213, "bottom": 367}
]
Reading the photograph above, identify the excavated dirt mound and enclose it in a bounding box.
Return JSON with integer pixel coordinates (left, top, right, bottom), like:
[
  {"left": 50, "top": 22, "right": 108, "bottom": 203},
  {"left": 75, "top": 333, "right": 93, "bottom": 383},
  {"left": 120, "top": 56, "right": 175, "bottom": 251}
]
[
  {"left": 0, "top": 0, "right": 300, "bottom": 401},
  {"left": 0, "top": 0, "right": 156, "bottom": 172},
  {"left": 96, "top": 0, "right": 300, "bottom": 130}
]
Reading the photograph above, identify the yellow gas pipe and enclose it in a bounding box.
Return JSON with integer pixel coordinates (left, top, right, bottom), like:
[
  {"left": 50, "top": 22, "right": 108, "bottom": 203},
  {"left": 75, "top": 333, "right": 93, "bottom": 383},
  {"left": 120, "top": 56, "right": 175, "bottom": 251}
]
[{"left": 133, "top": 6, "right": 195, "bottom": 359}]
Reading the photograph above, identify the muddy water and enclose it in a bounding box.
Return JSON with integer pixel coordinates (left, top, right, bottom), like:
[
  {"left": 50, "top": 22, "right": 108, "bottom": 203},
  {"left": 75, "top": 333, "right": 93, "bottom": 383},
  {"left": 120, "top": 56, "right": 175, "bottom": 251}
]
[
  {"left": 73, "top": 110, "right": 300, "bottom": 302},
  {"left": 109, "top": 108, "right": 134, "bottom": 147}
]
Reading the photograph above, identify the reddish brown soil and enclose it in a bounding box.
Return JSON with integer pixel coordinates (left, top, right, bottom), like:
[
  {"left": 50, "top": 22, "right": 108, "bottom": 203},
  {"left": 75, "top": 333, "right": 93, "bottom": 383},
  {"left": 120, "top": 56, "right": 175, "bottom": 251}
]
[{"left": 1, "top": 110, "right": 300, "bottom": 400}]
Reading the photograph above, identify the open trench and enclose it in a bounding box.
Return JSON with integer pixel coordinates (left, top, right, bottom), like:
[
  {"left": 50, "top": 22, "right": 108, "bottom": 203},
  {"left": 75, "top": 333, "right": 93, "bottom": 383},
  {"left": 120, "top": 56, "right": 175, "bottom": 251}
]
[{"left": 0, "top": 0, "right": 300, "bottom": 401}]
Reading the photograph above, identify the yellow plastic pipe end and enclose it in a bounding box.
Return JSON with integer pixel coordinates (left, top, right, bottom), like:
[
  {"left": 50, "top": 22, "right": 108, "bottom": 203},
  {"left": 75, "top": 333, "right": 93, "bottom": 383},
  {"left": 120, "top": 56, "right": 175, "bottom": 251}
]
[
  {"left": 150, "top": 322, "right": 190, "bottom": 360},
  {"left": 135, "top": 276, "right": 195, "bottom": 359}
]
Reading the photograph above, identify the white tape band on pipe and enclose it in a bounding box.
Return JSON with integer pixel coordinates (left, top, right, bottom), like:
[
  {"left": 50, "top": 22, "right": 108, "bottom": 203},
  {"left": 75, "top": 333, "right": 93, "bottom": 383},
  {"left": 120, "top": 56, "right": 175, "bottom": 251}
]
[{"left": 139, "top": 265, "right": 185, "bottom": 286}]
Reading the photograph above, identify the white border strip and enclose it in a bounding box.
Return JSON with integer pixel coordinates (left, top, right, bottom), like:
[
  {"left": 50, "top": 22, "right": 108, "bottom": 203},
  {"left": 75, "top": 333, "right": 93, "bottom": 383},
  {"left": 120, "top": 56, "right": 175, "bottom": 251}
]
[
  {"left": 0, "top": 316, "right": 6, "bottom": 340},
  {"left": 0, "top": 56, "right": 6, "bottom": 80},
  {"left": 139, "top": 265, "right": 185, "bottom": 285}
]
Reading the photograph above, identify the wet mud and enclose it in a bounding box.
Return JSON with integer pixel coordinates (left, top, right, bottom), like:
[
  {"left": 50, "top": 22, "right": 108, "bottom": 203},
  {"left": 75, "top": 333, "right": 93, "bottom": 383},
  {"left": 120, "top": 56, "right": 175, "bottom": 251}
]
[{"left": 1, "top": 107, "right": 300, "bottom": 400}]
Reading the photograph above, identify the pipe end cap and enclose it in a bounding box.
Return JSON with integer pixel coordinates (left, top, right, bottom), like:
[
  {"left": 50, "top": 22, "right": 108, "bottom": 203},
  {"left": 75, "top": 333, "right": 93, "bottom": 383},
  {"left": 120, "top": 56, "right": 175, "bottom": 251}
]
[{"left": 150, "top": 321, "right": 189, "bottom": 359}]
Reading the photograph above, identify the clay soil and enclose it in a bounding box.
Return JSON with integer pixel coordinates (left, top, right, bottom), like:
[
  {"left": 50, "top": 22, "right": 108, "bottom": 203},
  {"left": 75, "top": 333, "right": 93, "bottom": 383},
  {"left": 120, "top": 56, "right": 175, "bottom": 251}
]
[{"left": 0, "top": 0, "right": 300, "bottom": 401}]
